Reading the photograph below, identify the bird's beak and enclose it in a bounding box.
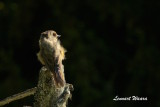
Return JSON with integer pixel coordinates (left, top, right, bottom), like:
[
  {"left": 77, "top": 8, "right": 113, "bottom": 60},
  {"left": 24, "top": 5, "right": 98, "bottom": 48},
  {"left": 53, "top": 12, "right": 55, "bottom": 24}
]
[{"left": 57, "top": 35, "right": 61, "bottom": 38}]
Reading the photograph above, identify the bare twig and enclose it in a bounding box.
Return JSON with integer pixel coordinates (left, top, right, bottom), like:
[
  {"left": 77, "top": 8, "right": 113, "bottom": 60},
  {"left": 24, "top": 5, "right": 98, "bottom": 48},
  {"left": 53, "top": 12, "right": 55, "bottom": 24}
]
[{"left": 0, "top": 87, "right": 37, "bottom": 106}]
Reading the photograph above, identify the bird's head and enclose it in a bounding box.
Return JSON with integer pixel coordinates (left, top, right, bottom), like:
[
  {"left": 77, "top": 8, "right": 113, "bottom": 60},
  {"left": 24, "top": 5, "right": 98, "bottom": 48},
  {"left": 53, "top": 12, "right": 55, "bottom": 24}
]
[{"left": 39, "top": 30, "right": 61, "bottom": 50}]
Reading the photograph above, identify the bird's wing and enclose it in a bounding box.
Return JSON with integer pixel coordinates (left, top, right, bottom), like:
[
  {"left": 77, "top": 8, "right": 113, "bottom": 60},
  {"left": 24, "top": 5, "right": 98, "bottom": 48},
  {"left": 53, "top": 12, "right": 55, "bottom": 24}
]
[{"left": 41, "top": 50, "right": 65, "bottom": 87}]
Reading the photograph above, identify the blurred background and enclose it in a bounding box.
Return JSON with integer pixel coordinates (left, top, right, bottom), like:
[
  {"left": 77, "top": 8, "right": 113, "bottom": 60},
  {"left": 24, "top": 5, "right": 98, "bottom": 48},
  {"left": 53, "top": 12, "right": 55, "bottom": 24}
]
[{"left": 0, "top": 0, "right": 160, "bottom": 107}]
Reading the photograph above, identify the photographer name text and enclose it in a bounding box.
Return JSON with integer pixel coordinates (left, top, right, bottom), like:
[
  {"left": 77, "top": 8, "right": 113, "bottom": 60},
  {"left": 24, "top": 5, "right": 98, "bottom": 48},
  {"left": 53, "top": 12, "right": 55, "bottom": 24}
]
[{"left": 113, "top": 96, "right": 147, "bottom": 101}]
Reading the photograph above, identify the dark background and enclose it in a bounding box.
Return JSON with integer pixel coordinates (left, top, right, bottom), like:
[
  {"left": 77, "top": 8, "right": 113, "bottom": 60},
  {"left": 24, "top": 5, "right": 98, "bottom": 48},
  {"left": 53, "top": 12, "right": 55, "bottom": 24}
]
[{"left": 0, "top": 0, "right": 160, "bottom": 107}]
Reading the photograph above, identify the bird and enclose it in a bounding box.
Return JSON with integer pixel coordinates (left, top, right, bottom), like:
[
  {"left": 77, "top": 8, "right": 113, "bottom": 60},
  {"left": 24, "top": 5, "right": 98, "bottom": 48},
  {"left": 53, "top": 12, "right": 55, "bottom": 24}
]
[{"left": 37, "top": 30, "right": 66, "bottom": 87}]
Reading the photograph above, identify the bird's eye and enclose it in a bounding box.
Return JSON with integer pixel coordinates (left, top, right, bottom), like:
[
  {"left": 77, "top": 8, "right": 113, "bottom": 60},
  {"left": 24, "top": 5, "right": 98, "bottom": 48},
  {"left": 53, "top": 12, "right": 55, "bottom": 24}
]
[{"left": 52, "top": 32, "right": 57, "bottom": 37}]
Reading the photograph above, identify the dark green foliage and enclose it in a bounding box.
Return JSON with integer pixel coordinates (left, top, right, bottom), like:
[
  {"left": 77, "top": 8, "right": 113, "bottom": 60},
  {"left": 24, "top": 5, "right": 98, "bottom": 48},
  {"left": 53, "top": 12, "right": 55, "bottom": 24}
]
[{"left": 0, "top": 0, "right": 159, "bottom": 107}]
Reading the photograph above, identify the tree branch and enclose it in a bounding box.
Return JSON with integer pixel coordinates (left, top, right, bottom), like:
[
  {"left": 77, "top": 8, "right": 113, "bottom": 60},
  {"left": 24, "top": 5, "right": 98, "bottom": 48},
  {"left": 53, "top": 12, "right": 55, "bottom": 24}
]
[
  {"left": 0, "top": 87, "right": 37, "bottom": 106},
  {"left": 34, "top": 67, "right": 73, "bottom": 107}
]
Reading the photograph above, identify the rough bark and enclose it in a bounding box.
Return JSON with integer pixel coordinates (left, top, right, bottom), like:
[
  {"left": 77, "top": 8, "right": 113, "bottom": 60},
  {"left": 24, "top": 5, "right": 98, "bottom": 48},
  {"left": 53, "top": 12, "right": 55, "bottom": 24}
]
[{"left": 34, "top": 67, "right": 73, "bottom": 107}]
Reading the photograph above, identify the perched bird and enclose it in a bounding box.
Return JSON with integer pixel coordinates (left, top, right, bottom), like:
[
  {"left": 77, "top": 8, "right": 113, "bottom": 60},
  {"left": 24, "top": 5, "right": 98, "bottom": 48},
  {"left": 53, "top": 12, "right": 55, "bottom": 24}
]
[{"left": 37, "top": 30, "right": 66, "bottom": 87}]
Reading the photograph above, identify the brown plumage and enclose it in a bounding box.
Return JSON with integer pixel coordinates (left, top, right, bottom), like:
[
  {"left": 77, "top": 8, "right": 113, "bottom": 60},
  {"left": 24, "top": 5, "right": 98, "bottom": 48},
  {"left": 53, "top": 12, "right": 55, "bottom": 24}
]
[{"left": 37, "top": 30, "right": 66, "bottom": 87}]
